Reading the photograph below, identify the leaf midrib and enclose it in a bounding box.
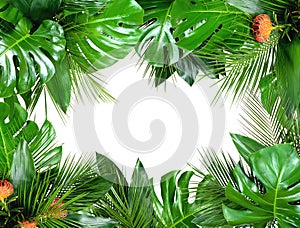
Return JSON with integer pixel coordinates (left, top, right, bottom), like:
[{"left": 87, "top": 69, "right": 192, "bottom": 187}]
[
  {"left": 0, "top": 34, "right": 30, "bottom": 57},
  {"left": 273, "top": 167, "right": 285, "bottom": 219}
]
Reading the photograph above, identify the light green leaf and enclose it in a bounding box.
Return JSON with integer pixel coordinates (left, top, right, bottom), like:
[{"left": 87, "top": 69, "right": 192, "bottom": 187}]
[
  {"left": 63, "top": 0, "right": 143, "bottom": 71},
  {"left": 0, "top": 18, "right": 66, "bottom": 97},
  {"left": 171, "top": 0, "right": 247, "bottom": 52},
  {"left": 10, "top": 140, "right": 35, "bottom": 189},
  {"left": 223, "top": 144, "right": 300, "bottom": 227}
]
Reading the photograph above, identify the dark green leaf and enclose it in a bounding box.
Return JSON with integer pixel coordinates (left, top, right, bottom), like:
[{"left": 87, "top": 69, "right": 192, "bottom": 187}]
[
  {"left": 0, "top": 18, "right": 66, "bottom": 97},
  {"left": 67, "top": 213, "right": 117, "bottom": 228},
  {"left": 10, "top": 140, "right": 35, "bottom": 189},
  {"left": 176, "top": 54, "right": 206, "bottom": 86},
  {"left": 12, "top": 0, "right": 62, "bottom": 22},
  {"left": 223, "top": 144, "right": 300, "bottom": 227},
  {"left": 63, "top": 0, "right": 143, "bottom": 71},
  {"left": 46, "top": 57, "right": 72, "bottom": 113},
  {"left": 230, "top": 133, "right": 265, "bottom": 164}
]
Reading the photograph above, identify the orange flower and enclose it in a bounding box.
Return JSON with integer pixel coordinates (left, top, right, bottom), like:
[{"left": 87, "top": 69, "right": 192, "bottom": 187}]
[
  {"left": 49, "top": 197, "right": 68, "bottom": 218},
  {"left": 18, "top": 221, "right": 38, "bottom": 228},
  {"left": 0, "top": 180, "right": 14, "bottom": 201},
  {"left": 252, "top": 14, "right": 273, "bottom": 42}
]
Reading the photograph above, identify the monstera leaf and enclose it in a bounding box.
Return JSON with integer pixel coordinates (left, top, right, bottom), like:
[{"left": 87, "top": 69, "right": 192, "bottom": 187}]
[
  {"left": 223, "top": 144, "right": 300, "bottom": 227},
  {"left": 152, "top": 170, "right": 201, "bottom": 227},
  {"left": 136, "top": 0, "right": 183, "bottom": 67},
  {"left": 0, "top": 102, "right": 62, "bottom": 176},
  {"left": 12, "top": 0, "right": 62, "bottom": 22},
  {"left": 170, "top": 0, "right": 248, "bottom": 52},
  {"left": 0, "top": 0, "right": 23, "bottom": 25},
  {"left": 63, "top": 0, "right": 143, "bottom": 71},
  {"left": 0, "top": 17, "right": 66, "bottom": 97}
]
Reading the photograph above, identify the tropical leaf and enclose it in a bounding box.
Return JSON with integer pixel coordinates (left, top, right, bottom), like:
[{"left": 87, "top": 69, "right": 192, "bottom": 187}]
[
  {"left": 46, "top": 56, "right": 72, "bottom": 113},
  {"left": 62, "top": 0, "right": 143, "bottom": 71},
  {"left": 136, "top": 0, "right": 182, "bottom": 67},
  {"left": 67, "top": 213, "right": 117, "bottom": 228},
  {"left": 230, "top": 133, "right": 265, "bottom": 164},
  {"left": 0, "top": 17, "right": 66, "bottom": 98},
  {"left": 151, "top": 170, "right": 203, "bottom": 227},
  {"left": 223, "top": 144, "right": 300, "bottom": 227},
  {"left": 226, "top": 0, "right": 264, "bottom": 14},
  {"left": 12, "top": 157, "right": 113, "bottom": 227},
  {"left": 94, "top": 158, "right": 153, "bottom": 228},
  {"left": 170, "top": 0, "right": 248, "bottom": 52},
  {"left": 275, "top": 36, "right": 300, "bottom": 115},
  {"left": 0, "top": 102, "right": 62, "bottom": 175},
  {"left": 192, "top": 175, "right": 236, "bottom": 227},
  {"left": 12, "top": 0, "right": 62, "bottom": 22},
  {"left": 0, "top": 1, "right": 23, "bottom": 25},
  {"left": 10, "top": 140, "right": 35, "bottom": 190}
]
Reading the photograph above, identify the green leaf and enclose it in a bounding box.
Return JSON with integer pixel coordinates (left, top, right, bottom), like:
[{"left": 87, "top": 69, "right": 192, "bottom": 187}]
[
  {"left": 46, "top": 57, "right": 72, "bottom": 113},
  {"left": 223, "top": 144, "right": 300, "bottom": 227},
  {"left": 0, "top": 1, "right": 23, "bottom": 24},
  {"left": 170, "top": 0, "right": 247, "bottom": 52},
  {"left": 10, "top": 140, "right": 35, "bottom": 189},
  {"left": 63, "top": 0, "right": 143, "bottom": 71},
  {"left": 128, "top": 159, "right": 153, "bottom": 228},
  {"left": 29, "top": 120, "right": 62, "bottom": 171},
  {"left": 12, "top": 0, "right": 62, "bottom": 22},
  {"left": 67, "top": 213, "right": 117, "bottom": 228},
  {"left": 0, "top": 103, "right": 61, "bottom": 174},
  {"left": 136, "top": 0, "right": 182, "bottom": 67},
  {"left": 226, "top": 0, "right": 263, "bottom": 14},
  {"left": 0, "top": 102, "right": 34, "bottom": 175},
  {"left": 230, "top": 133, "right": 265, "bottom": 164},
  {"left": 0, "top": 18, "right": 66, "bottom": 97},
  {"left": 152, "top": 170, "right": 200, "bottom": 227},
  {"left": 95, "top": 158, "right": 153, "bottom": 228},
  {"left": 275, "top": 36, "right": 300, "bottom": 116}
]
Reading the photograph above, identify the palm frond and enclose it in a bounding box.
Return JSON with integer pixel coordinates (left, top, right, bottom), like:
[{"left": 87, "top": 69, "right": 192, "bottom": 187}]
[
  {"left": 203, "top": 32, "right": 280, "bottom": 103},
  {"left": 93, "top": 158, "right": 153, "bottom": 228},
  {"left": 239, "top": 93, "right": 284, "bottom": 146}
]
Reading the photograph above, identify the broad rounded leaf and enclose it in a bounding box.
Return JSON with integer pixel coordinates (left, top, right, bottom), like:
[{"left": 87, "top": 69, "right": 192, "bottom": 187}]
[
  {"left": 0, "top": 18, "right": 66, "bottom": 97},
  {"left": 170, "top": 0, "right": 248, "bottom": 52},
  {"left": 64, "top": 0, "right": 143, "bottom": 71},
  {"left": 136, "top": 0, "right": 183, "bottom": 67},
  {"left": 223, "top": 144, "right": 300, "bottom": 227}
]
